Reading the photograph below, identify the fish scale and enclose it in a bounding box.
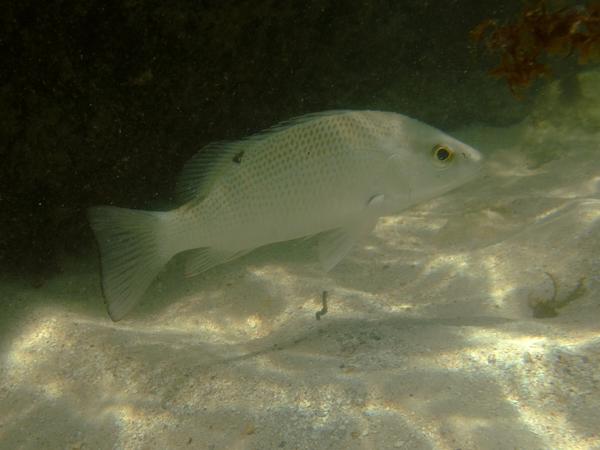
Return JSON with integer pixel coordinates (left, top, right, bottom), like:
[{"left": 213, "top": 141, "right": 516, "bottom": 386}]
[
  {"left": 88, "top": 110, "right": 483, "bottom": 320},
  {"left": 191, "top": 115, "right": 374, "bottom": 247}
]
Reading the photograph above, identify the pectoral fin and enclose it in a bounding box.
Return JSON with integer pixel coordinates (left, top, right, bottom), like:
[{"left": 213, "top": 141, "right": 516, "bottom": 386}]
[{"left": 317, "top": 207, "right": 382, "bottom": 271}]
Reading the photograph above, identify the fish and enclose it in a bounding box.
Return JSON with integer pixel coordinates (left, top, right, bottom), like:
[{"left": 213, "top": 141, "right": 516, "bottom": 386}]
[{"left": 88, "top": 110, "right": 483, "bottom": 321}]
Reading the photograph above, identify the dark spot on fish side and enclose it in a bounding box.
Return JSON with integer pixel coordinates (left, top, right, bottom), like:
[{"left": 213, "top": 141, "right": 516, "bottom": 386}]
[{"left": 233, "top": 151, "right": 244, "bottom": 164}]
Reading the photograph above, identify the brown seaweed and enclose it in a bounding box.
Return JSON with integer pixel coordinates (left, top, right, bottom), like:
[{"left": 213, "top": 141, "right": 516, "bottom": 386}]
[{"left": 472, "top": 1, "right": 600, "bottom": 95}]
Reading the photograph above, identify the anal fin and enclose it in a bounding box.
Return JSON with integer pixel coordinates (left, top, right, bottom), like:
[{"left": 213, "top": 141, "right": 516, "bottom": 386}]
[{"left": 184, "top": 247, "right": 250, "bottom": 277}]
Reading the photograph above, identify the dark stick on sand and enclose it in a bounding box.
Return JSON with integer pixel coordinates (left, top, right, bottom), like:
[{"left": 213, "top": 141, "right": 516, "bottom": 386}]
[{"left": 316, "top": 290, "right": 328, "bottom": 320}]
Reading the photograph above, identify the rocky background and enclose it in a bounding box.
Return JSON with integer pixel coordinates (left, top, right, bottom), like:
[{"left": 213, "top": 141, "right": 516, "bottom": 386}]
[{"left": 1, "top": 0, "right": 527, "bottom": 280}]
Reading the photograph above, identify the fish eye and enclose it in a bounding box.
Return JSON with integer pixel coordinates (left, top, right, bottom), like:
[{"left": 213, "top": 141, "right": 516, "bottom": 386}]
[{"left": 432, "top": 145, "right": 454, "bottom": 164}]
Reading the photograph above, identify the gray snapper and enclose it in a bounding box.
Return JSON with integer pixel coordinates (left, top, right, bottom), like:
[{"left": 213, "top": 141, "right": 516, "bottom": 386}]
[{"left": 88, "top": 110, "right": 483, "bottom": 320}]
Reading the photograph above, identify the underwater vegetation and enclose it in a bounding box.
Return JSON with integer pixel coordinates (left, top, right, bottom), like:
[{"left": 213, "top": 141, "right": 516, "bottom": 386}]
[{"left": 472, "top": 1, "right": 600, "bottom": 95}]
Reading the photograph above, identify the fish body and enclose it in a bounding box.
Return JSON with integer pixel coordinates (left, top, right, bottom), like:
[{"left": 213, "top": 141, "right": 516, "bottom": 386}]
[{"left": 89, "top": 110, "right": 482, "bottom": 320}]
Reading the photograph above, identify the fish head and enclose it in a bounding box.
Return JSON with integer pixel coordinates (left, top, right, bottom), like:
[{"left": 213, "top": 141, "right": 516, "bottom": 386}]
[{"left": 382, "top": 116, "right": 483, "bottom": 210}]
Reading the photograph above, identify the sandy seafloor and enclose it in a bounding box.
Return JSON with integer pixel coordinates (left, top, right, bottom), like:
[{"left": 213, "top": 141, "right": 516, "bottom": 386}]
[{"left": 2, "top": 74, "right": 600, "bottom": 450}]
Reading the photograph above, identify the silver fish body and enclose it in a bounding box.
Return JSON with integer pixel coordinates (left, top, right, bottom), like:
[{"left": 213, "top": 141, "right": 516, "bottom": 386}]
[{"left": 89, "top": 110, "right": 482, "bottom": 320}]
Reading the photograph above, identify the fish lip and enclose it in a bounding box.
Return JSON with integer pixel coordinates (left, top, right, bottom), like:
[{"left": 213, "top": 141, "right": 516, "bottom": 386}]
[{"left": 471, "top": 149, "right": 484, "bottom": 162}]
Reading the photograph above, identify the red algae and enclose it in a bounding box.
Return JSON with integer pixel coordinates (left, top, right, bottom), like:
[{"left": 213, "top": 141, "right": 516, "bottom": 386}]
[{"left": 472, "top": 1, "right": 600, "bottom": 96}]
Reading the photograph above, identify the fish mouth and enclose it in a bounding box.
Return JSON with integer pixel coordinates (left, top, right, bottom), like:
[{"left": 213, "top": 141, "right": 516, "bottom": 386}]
[
  {"left": 470, "top": 150, "right": 484, "bottom": 163},
  {"left": 460, "top": 143, "right": 483, "bottom": 164}
]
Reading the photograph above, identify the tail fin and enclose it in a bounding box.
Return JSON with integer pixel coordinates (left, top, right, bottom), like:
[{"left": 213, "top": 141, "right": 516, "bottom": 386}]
[{"left": 87, "top": 206, "right": 171, "bottom": 321}]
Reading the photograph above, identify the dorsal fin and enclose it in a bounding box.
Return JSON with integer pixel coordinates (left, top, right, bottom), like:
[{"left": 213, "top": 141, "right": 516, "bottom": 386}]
[
  {"left": 174, "top": 110, "right": 355, "bottom": 205},
  {"left": 245, "top": 109, "right": 354, "bottom": 139},
  {"left": 175, "top": 140, "right": 247, "bottom": 204}
]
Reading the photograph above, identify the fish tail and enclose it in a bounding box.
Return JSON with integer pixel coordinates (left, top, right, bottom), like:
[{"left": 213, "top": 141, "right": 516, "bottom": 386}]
[{"left": 87, "top": 206, "right": 172, "bottom": 321}]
